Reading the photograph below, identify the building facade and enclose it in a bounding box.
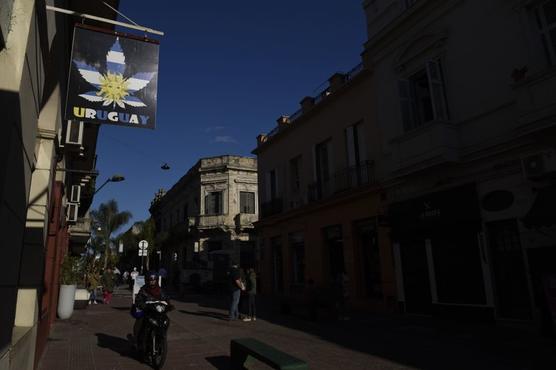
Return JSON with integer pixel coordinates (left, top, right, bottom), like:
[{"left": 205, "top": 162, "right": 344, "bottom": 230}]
[
  {"left": 150, "top": 155, "right": 258, "bottom": 288},
  {"left": 253, "top": 66, "right": 397, "bottom": 313},
  {"left": 363, "top": 0, "right": 556, "bottom": 329},
  {"left": 0, "top": 1, "right": 118, "bottom": 368}
]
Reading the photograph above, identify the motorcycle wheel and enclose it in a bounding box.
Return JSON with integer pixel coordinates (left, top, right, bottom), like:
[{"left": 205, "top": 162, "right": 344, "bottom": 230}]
[{"left": 149, "top": 329, "right": 167, "bottom": 370}]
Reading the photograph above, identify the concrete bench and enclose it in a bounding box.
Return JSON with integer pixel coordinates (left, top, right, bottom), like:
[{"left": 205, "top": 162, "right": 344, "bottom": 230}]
[{"left": 230, "top": 338, "right": 308, "bottom": 370}]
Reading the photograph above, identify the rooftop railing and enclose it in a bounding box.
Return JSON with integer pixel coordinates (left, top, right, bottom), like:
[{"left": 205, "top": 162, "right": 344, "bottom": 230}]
[{"left": 265, "top": 62, "right": 365, "bottom": 139}]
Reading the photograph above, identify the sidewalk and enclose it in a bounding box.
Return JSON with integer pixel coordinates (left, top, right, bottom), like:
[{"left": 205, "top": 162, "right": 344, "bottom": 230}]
[{"left": 38, "top": 293, "right": 556, "bottom": 370}]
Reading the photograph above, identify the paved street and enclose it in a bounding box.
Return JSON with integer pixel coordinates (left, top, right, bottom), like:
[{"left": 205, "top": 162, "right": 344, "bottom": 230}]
[{"left": 38, "top": 292, "right": 556, "bottom": 370}]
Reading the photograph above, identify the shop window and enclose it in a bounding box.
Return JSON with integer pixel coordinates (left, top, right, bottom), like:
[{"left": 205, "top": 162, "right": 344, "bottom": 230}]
[
  {"left": 398, "top": 59, "right": 448, "bottom": 132},
  {"left": 271, "top": 236, "right": 284, "bottom": 293},
  {"left": 323, "top": 225, "right": 345, "bottom": 279},
  {"left": 205, "top": 191, "right": 223, "bottom": 215},
  {"left": 240, "top": 192, "right": 255, "bottom": 214}
]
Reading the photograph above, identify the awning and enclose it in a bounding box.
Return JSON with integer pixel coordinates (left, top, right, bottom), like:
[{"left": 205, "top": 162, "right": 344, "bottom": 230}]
[{"left": 523, "top": 185, "right": 556, "bottom": 228}]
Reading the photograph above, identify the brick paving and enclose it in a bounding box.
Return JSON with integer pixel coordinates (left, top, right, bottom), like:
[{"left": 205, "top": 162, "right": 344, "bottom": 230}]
[{"left": 38, "top": 292, "right": 556, "bottom": 370}]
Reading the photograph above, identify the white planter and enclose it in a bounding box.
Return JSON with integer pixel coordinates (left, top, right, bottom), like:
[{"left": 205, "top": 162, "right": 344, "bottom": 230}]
[{"left": 58, "top": 284, "right": 77, "bottom": 319}]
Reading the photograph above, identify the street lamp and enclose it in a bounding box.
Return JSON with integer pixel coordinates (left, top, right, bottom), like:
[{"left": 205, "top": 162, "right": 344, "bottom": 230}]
[{"left": 93, "top": 174, "right": 125, "bottom": 195}]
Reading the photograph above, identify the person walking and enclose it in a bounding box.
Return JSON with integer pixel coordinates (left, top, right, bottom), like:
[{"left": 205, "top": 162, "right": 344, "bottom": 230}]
[
  {"left": 101, "top": 267, "right": 115, "bottom": 304},
  {"left": 228, "top": 264, "right": 245, "bottom": 321},
  {"left": 243, "top": 268, "right": 257, "bottom": 322},
  {"left": 130, "top": 267, "right": 139, "bottom": 290}
]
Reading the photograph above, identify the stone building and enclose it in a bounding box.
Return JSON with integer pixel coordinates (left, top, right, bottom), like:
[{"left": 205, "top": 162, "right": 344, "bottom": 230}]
[{"left": 150, "top": 155, "right": 258, "bottom": 287}]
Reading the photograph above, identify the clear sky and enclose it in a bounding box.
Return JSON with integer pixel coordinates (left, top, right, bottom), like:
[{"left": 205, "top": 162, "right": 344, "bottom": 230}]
[{"left": 91, "top": 0, "right": 367, "bottom": 229}]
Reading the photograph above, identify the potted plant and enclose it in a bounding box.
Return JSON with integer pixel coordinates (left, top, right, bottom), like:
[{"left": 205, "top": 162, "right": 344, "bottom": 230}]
[{"left": 57, "top": 255, "right": 80, "bottom": 319}]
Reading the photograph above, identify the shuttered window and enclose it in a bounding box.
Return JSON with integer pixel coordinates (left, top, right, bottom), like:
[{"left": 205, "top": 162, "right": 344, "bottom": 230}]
[
  {"left": 240, "top": 192, "right": 255, "bottom": 214},
  {"left": 205, "top": 192, "right": 223, "bottom": 215},
  {"left": 398, "top": 59, "right": 449, "bottom": 132}
]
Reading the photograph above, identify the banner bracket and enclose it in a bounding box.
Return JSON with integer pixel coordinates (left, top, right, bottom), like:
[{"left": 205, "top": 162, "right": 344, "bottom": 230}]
[{"left": 45, "top": 5, "right": 164, "bottom": 36}]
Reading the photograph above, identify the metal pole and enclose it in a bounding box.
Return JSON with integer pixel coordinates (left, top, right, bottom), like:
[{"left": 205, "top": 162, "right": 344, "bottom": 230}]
[{"left": 46, "top": 5, "right": 165, "bottom": 36}]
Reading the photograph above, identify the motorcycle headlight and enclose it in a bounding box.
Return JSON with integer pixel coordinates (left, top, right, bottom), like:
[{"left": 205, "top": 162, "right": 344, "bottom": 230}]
[{"left": 155, "top": 304, "right": 166, "bottom": 313}]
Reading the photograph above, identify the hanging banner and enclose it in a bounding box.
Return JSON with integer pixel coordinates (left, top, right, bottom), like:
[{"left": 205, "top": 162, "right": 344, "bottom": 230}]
[{"left": 65, "top": 25, "right": 159, "bottom": 129}]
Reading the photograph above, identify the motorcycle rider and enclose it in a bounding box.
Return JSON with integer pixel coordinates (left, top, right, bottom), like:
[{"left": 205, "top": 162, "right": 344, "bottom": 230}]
[{"left": 132, "top": 271, "right": 170, "bottom": 348}]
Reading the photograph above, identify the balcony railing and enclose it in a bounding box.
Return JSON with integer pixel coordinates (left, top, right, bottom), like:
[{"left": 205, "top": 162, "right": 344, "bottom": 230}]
[
  {"left": 261, "top": 198, "right": 283, "bottom": 218},
  {"left": 308, "top": 161, "right": 375, "bottom": 202}
]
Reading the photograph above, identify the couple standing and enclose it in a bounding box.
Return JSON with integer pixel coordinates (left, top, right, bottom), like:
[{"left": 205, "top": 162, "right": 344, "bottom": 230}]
[{"left": 229, "top": 264, "right": 256, "bottom": 321}]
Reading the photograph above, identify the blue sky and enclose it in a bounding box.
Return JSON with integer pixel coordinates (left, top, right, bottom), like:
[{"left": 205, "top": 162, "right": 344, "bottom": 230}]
[{"left": 91, "top": 1, "right": 367, "bottom": 230}]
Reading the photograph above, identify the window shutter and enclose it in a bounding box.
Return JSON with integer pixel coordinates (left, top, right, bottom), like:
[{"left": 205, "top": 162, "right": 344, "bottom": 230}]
[
  {"left": 398, "top": 79, "right": 415, "bottom": 131},
  {"left": 426, "top": 60, "right": 448, "bottom": 121}
]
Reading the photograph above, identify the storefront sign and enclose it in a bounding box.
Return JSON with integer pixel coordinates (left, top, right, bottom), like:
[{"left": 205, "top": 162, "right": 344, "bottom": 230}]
[
  {"left": 388, "top": 183, "right": 481, "bottom": 237},
  {"left": 65, "top": 25, "right": 159, "bottom": 129}
]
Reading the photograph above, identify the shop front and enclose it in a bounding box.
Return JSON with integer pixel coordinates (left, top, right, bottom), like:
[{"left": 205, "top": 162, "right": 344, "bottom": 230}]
[{"left": 389, "top": 183, "right": 492, "bottom": 320}]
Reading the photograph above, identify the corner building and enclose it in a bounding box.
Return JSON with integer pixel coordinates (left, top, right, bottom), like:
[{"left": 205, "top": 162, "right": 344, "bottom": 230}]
[{"left": 150, "top": 155, "right": 258, "bottom": 287}]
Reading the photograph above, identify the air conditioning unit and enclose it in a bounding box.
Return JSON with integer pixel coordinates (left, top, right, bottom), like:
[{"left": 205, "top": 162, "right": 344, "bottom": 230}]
[
  {"left": 67, "top": 203, "right": 79, "bottom": 223},
  {"left": 70, "top": 185, "right": 81, "bottom": 203},
  {"left": 65, "top": 120, "right": 84, "bottom": 145},
  {"left": 522, "top": 150, "right": 556, "bottom": 180}
]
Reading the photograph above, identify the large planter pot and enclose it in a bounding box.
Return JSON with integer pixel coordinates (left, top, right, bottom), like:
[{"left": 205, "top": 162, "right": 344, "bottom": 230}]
[
  {"left": 58, "top": 284, "right": 77, "bottom": 319},
  {"left": 74, "top": 288, "right": 90, "bottom": 310}
]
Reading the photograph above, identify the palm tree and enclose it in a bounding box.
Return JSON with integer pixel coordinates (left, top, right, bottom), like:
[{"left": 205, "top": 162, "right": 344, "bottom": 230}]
[{"left": 90, "top": 199, "right": 132, "bottom": 270}]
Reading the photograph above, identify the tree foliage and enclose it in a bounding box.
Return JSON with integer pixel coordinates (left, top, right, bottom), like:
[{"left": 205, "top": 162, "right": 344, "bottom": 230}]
[{"left": 90, "top": 199, "right": 132, "bottom": 270}]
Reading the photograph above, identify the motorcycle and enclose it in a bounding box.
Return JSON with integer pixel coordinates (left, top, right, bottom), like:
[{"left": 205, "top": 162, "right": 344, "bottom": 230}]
[{"left": 137, "top": 300, "right": 171, "bottom": 369}]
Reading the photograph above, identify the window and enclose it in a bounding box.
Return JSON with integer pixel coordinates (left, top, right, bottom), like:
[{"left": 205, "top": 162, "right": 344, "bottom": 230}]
[
  {"left": 535, "top": 0, "right": 556, "bottom": 64},
  {"left": 205, "top": 191, "right": 223, "bottom": 215},
  {"left": 183, "top": 203, "right": 188, "bottom": 221},
  {"left": 345, "top": 122, "right": 365, "bottom": 167},
  {"left": 289, "top": 156, "right": 301, "bottom": 192},
  {"left": 398, "top": 59, "right": 448, "bottom": 131},
  {"left": 315, "top": 139, "right": 332, "bottom": 197},
  {"left": 268, "top": 169, "right": 277, "bottom": 200},
  {"left": 289, "top": 232, "right": 305, "bottom": 285},
  {"left": 176, "top": 208, "right": 180, "bottom": 224},
  {"left": 240, "top": 192, "right": 255, "bottom": 214}
]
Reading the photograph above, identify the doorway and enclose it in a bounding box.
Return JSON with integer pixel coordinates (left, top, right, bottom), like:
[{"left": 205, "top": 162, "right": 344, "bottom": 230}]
[{"left": 400, "top": 239, "right": 432, "bottom": 314}]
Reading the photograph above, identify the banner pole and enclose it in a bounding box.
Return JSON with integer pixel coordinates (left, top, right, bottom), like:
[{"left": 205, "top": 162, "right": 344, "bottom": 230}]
[{"left": 46, "top": 5, "right": 164, "bottom": 36}]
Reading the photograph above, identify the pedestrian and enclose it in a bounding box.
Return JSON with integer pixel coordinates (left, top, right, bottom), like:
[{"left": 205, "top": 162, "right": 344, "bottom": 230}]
[
  {"left": 228, "top": 263, "right": 245, "bottom": 321},
  {"left": 87, "top": 279, "right": 98, "bottom": 305},
  {"left": 113, "top": 266, "right": 121, "bottom": 285},
  {"left": 130, "top": 267, "right": 139, "bottom": 290},
  {"left": 243, "top": 268, "right": 257, "bottom": 321},
  {"left": 335, "top": 271, "right": 350, "bottom": 320},
  {"left": 102, "top": 267, "right": 115, "bottom": 304},
  {"left": 123, "top": 270, "right": 130, "bottom": 286}
]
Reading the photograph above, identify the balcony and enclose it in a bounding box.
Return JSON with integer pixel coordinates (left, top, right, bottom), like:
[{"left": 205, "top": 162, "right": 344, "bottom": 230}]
[
  {"left": 390, "top": 120, "right": 459, "bottom": 175},
  {"left": 308, "top": 161, "right": 376, "bottom": 202},
  {"left": 69, "top": 216, "right": 92, "bottom": 243},
  {"left": 197, "top": 214, "right": 229, "bottom": 229},
  {"left": 234, "top": 213, "right": 258, "bottom": 229},
  {"left": 261, "top": 198, "right": 283, "bottom": 218}
]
